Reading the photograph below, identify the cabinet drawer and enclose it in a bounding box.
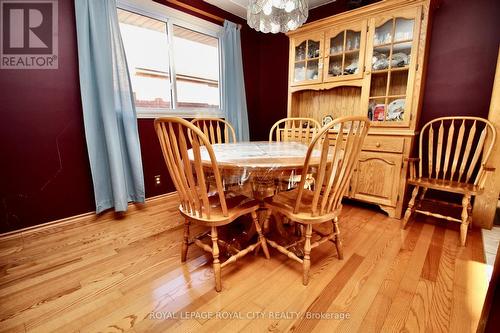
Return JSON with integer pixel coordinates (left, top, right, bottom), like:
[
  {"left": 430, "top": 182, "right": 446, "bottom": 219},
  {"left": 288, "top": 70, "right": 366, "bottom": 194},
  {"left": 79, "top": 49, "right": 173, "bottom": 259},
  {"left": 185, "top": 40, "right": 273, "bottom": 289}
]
[{"left": 362, "top": 136, "right": 404, "bottom": 153}]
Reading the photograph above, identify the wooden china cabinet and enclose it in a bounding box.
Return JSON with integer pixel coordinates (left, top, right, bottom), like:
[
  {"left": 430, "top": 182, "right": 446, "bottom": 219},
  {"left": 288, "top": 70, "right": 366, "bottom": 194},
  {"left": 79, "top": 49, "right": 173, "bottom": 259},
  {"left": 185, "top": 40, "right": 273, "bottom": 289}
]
[{"left": 286, "top": 0, "right": 436, "bottom": 218}]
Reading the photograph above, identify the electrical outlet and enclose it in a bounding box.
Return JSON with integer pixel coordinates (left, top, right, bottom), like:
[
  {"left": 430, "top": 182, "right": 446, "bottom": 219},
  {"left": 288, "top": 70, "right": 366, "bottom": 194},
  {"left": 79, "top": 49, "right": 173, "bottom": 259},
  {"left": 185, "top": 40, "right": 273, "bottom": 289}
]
[{"left": 154, "top": 175, "right": 161, "bottom": 186}]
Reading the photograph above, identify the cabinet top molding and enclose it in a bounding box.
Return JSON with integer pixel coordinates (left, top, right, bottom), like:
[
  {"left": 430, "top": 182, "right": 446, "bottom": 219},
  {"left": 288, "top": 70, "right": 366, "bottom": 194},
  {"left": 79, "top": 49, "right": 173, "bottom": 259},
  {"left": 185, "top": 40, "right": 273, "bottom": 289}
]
[{"left": 286, "top": 0, "right": 435, "bottom": 37}]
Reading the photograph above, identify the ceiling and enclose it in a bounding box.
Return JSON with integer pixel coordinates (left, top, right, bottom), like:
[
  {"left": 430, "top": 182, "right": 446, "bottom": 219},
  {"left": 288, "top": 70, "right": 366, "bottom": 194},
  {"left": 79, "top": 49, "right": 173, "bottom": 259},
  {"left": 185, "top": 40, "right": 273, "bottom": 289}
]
[{"left": 204, "top": 0, "right": 337, "bottom": 19}]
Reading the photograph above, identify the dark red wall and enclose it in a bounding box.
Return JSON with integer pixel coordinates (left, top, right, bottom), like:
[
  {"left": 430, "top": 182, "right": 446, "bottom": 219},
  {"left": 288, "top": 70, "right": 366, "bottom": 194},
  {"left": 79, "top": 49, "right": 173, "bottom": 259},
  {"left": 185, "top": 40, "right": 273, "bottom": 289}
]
[
  {"left": 0, "top": 0, "right": 94, "bottom": 232},
  {"left": 0, "top": 0, "right": 278, "bottom": 233},
  {"left": 419, "top": 0, "right": 500, "bottom": 124},
  {"left": 1, "top": 0, "right": 499, "bottom": 233},
  {"left": 247, "top": 33, "right": 290, "bottom": 140}
]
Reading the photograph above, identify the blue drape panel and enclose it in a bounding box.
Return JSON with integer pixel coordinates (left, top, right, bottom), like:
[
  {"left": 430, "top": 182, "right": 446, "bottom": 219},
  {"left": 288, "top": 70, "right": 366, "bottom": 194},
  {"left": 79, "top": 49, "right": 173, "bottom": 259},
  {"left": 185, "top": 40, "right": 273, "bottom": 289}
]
[
  {"left": 221, "top": 21, "right": 250, "bottom": 141},
  {"left": 74, "top": 0, "right": 145, "bottom": 213}
]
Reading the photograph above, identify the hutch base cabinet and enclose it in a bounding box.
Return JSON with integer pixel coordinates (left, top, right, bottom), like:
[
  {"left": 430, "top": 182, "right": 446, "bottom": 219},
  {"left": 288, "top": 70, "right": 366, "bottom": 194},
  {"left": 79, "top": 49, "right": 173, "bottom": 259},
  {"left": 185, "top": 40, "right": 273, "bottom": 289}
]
[{"left": 287, "top": 0, "right": 436, "bottom": 218}]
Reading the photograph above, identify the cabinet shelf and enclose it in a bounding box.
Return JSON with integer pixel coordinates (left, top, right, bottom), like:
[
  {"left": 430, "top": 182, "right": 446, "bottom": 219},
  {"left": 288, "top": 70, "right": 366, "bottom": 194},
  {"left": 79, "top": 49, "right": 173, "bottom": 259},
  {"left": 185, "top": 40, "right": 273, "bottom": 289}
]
[
  {"left": 373, "top": 38, "right": 414, "bottom": 48},
  {"left": 327, "top": 49, "right": 360, "bottom": 57},
  {"left": 372, "top": 66, "right": 409, "bottom": 74},
  {"left": 369, "top": 94, "right": 406, "bottom": 99},
  {"left": 294, "top": 57, "right": 321, "bottom": 63}
]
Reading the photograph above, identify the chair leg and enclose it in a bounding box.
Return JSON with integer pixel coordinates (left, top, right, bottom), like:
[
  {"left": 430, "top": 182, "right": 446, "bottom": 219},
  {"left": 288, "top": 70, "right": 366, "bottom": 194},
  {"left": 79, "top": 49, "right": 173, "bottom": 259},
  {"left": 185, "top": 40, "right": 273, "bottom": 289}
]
[
  {"left": 460, "top": 194, "right": 471, "bottom": 247},
  {"left": 181, "top": 219, "right": 190, "bottom": 262},
  {"left": 211, "top": 226, "right": 222, "bottom": 292},
  {"left": 468, "top": 202, "right": 473, "bottom": 230},
  {"left": 402, "top": 186, "right": 420, "bottom": 229},
  {"left": 332, "top": 217, "right": 343, "bottom": 260},
  {"left": 252, "top": 211, "right": 270, "bottom": 259},
  {"left": 418, "top": 188, "right": 427, "bottom": 207},
  {"left": 303, "top": 224, "right": 313, "bottom": 286},
  {"left": 263, "top": 209, "right": 272, "bottom": 233}
]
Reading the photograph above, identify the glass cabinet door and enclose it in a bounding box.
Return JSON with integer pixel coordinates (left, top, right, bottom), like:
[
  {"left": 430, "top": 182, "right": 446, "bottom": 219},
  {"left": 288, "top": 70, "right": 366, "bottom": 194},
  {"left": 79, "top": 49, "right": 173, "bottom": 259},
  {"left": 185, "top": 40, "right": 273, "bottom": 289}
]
[
  {"left": 366, "top": 7, "right": 421, "bottom": 126},
  {"left": 291, "top": 34, "right": 324, "bottom": 86},
  {"left": 324, "top": 21, "right": 367, "bottom": 82}
]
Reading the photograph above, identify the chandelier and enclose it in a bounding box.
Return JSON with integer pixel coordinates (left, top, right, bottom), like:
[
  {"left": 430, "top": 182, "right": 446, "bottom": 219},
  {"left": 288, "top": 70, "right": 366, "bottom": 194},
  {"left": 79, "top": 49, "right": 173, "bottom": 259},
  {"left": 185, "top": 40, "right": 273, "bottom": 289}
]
[{"left": 247, "top": 0, "right": 309, "bottom": 34}]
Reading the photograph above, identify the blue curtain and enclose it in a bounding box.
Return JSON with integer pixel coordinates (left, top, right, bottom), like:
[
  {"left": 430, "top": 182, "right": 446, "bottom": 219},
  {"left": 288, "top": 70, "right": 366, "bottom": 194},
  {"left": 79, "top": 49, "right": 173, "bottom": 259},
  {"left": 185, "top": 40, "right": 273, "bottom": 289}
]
[
  {"left": 74, "top": 0, "right": 145, "bottom": 213},
  {"left": 220, "top": 21, "right": 250, "bottom": 141}
]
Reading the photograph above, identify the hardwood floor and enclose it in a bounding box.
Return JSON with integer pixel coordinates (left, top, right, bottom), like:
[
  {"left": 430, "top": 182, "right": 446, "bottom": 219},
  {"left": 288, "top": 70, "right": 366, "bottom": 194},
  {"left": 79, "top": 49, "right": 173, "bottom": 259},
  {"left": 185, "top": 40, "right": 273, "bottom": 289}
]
[{"left": 0, "top": 194, "right": 490, "bottom": 332}]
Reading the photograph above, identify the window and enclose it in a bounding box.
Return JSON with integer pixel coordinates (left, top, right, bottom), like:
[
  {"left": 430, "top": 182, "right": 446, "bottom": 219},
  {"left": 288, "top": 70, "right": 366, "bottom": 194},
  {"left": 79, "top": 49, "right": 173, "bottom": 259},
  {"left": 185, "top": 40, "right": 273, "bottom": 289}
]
[
  {"left": 173, "top": 25, "right": 220, "bottom": 109},
  {"left": 118, "top": 10, "right": 171, "bottom": 109},
  {"left": 117, "top": 2, "right": 222, "bottom": 118}
]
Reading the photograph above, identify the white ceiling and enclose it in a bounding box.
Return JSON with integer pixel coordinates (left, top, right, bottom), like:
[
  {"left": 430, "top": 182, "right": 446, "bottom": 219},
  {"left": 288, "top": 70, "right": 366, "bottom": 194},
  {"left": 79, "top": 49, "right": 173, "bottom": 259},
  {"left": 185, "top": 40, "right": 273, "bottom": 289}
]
[{"left": 204, "top": 0, "right": 336, "bottom": 19}]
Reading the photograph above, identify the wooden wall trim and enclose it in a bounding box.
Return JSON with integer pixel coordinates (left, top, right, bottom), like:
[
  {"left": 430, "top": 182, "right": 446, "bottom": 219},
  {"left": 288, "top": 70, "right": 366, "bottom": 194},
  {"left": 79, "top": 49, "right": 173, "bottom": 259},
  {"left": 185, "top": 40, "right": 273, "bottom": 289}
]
[
  {"left": 473, "top": 45, "right": 500, "bottom": 229},
  {"left": 0, "top": 192, "right": 178, "bottom": 240}
]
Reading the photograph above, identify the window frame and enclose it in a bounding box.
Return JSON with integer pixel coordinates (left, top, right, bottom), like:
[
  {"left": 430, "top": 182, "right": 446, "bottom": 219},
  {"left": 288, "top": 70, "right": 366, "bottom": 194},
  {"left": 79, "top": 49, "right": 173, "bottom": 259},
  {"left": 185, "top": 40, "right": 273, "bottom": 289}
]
[{"left": 117, "top": 0, "right": 224, "bottom": 119}]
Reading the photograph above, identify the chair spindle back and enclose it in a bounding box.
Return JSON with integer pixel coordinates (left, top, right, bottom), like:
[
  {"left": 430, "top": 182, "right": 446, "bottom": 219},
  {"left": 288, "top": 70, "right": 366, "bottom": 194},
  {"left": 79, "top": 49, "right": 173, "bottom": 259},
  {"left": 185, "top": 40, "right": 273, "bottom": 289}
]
[
  {"left": 189, "top": 118, "right": 237, "bottom": 145},
  {"left": 155, "top": 117, "right": 228, "bottom": 219},
  {"left": 269, "top": 117, "right": 321, "bottom": 144},
  {"left": 418, "top": 116, "right": 496, "bottom": 185},
  {"left": 295, "top": 116, "right": 370, "bottom": 217}
]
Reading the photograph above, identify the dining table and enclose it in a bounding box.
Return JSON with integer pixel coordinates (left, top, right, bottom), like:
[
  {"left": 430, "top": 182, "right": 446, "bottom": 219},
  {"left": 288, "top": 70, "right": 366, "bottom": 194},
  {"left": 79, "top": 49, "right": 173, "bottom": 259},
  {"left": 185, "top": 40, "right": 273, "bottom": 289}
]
[
  {"left": 187, "top": 141, "right": 324, "bottom": 257},
  {"left": 188, "top": 141, "right": 321, "bottom": 200}
]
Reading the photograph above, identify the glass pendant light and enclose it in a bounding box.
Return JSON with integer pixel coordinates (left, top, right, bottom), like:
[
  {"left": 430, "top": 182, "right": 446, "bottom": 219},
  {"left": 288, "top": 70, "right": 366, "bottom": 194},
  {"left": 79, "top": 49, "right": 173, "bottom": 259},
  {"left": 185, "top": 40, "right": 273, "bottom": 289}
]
[{"left": 247, "top": 0, "right": 308, "bottom": 33}]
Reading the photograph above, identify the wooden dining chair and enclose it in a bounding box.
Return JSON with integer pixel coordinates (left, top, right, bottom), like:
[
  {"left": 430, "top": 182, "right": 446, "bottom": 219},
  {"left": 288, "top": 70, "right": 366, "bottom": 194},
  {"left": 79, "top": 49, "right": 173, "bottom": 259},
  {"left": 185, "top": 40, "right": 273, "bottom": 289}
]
[
  {"left": 269, "top": 117, "right": 321, "bottom": 144},
  {"left": 189, "top": 118, "right": 240, "bottom": 192},
  {"left": 154, "top": 117, "right": 269, "bottom": 292},
  {"left": 263, "top": 116, "right": 370, "bottom": 285},
  {"left": 269, "top": 118, "right": 322, "bottom": 190},
  {"left": 189, "top": 118, "right": 237, "bottom": 144},
  {"left": 402, "top": 116, "right": 496, "bottom": 246}
]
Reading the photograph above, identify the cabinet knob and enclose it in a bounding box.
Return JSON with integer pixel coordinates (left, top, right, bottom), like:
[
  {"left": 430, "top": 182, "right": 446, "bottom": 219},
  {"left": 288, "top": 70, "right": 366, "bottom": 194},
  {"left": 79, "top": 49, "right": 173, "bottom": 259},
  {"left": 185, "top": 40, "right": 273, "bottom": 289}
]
[{"left": 375, "top": 142, "right": 381, "bottom": 148}]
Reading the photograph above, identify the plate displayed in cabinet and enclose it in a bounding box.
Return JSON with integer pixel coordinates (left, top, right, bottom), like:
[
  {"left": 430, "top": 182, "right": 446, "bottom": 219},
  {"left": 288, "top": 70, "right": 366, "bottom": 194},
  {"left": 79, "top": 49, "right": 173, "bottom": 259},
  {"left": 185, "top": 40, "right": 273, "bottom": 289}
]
[
  {"left": 387, "top": 99, "right": 405, "bottom": 121},
  {"left": 322, "top": 115, "right": 333, "bottom": 126}
]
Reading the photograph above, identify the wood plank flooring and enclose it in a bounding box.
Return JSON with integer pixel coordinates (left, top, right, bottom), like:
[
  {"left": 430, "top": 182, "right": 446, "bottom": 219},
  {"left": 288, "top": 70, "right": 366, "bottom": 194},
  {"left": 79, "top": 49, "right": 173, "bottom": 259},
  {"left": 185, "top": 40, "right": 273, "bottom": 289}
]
[{"left": 0, "top": 194, "right": 490, "bottom": 332}]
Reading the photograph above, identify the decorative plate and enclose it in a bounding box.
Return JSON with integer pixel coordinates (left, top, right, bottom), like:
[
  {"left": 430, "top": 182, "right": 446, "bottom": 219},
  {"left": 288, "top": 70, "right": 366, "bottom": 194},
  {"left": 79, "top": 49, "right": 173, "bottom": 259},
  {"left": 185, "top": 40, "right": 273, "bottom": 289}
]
[
  {"left": 387, "top": 99, "right": 405, "bottom": 121},
  {"left": 322, "top": 115, "right": 333, "bottom": 126}
]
